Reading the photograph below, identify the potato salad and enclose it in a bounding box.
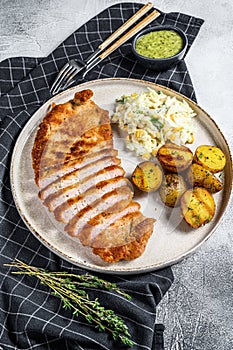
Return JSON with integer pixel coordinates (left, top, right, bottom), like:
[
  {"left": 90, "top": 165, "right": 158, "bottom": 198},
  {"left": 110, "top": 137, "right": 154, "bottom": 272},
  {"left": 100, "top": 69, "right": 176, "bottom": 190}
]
[{"left": 112, "top": 88, "right": 196, "bottom": 159}]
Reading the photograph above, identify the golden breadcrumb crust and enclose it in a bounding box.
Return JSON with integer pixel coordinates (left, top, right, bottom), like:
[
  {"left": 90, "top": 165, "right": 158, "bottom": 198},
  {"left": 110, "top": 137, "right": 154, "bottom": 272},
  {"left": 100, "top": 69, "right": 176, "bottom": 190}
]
[{"left": 93, "top": 222, "right": 154, "bottom": 263}]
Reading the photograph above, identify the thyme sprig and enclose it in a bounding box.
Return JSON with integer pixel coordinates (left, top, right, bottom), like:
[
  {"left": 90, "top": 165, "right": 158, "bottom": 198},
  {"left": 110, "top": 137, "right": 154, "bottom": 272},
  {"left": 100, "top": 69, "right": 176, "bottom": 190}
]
[{"left": 5, "top": 259, "right": 134, "bottom": 346}]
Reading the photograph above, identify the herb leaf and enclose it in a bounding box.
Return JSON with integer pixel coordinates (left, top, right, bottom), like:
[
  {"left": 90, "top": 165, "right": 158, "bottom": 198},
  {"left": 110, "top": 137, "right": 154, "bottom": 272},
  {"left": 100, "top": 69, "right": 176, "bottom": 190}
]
[
  {"left": 116, "top": 96, "right": 128, "bottom": 104},
  {"left": 151, "top": 117, "right": 164, "bottom": 130},
  {"left": 5, "top": 259, "right": 134, "bottom": 346}
]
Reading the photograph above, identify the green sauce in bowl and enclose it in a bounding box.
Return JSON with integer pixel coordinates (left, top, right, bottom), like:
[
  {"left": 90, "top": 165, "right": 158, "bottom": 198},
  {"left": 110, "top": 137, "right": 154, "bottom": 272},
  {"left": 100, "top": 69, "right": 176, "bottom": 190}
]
[{"left": 135, "top": 30, "right": 183, "bottom": 59}]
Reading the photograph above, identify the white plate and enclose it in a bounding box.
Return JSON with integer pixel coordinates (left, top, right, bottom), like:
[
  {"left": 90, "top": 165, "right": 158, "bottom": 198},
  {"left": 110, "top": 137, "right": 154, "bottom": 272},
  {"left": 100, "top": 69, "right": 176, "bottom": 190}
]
[{"left": 10, "top": 78, "right": 232, "bottom": 274}]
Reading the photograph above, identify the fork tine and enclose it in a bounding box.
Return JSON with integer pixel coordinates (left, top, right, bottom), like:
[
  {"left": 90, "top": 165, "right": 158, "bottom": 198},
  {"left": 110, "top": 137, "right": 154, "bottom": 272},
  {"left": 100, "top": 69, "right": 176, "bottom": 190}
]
[
  {"left": 50, "top": 63, "right": 70, "bottom": 92},
  {"left": 58, "top": 66, "right": 78, "bottom": 91},
  {"left": 62, "top": 68, "right": 81, "bottom": 90},
  {"left": 51, "top": 66, "right": 77, "bottom": 95},
  {"left": 50, "top": 63, "right": 74, "bottom": 95}
]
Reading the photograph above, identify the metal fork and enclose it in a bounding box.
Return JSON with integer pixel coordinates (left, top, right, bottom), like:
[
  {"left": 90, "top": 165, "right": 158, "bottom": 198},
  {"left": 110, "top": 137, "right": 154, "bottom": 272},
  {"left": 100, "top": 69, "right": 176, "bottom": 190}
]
[{"left": 50, "top": 5, "right": 160, "bottom": 95}]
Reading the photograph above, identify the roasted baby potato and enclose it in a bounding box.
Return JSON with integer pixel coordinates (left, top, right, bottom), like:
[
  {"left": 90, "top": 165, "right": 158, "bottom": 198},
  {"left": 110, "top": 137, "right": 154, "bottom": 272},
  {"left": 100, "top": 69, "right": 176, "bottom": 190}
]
[
  {"left": 132, "top": 161, "right": 163, "bottom": 192},
  {"left": 181, "top": 187, "right": 215, "bottom": 228},
  {"left": 187, "top": 163, "right": 223, "bottom": 193},
  {"left": 193, "top": 145, "right": 226, "bottom": 173},
  {"left": 157, "top": 143, "right": 193, "bottom": 173},
  {"left": 159, "top": 173, "right": 187, "bottom": 207}
]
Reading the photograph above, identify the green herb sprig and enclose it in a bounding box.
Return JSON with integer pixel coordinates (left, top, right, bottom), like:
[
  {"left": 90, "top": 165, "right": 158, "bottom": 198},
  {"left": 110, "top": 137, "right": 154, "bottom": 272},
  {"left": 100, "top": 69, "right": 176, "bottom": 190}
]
[{"left": 5, "top": 259, "right": 134, "bottom": 346}]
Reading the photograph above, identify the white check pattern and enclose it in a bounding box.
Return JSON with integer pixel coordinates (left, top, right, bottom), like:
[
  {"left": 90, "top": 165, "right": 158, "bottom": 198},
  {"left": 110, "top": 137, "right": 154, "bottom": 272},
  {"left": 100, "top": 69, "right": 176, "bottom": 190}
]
[{"left": 0, "top": 3, "right": 203, "bottom": 350}]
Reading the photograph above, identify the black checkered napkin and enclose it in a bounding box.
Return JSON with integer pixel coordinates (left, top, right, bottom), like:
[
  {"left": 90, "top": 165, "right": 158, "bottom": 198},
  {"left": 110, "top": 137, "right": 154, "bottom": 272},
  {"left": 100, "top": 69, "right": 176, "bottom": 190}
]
[{"left": 0, "top": 3, "right": 204, "bottom": 350}]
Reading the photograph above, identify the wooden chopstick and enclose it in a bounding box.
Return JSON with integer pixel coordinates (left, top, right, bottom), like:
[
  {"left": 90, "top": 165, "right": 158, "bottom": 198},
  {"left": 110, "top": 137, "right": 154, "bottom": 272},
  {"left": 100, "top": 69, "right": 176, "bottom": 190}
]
[
  {"left": 99, "top": 9, "right": 160, "bottom": 60},
  {"left": 99, "top": 2, "right": 154, "bottom": 51}
]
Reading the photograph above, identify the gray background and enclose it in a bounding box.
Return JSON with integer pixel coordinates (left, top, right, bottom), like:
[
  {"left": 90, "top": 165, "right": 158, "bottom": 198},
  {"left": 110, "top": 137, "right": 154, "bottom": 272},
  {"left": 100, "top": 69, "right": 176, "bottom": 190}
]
[{"left": 0, "top": 1, "right": 232, "bottom": 349}]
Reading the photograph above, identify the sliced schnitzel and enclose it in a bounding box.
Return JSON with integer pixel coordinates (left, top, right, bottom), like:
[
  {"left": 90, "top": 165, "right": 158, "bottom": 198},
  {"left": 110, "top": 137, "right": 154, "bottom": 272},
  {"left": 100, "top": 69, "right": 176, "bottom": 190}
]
[{"left": 32, "top": 89, "right": 155, "bottom": 262}]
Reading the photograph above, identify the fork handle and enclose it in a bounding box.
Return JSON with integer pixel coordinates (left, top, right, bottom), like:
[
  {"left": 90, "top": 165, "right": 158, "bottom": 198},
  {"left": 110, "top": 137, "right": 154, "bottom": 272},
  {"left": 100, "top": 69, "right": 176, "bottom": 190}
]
[
  {"left": 99, "top": 10, "right": 160, "bottom": 60},
  {"left": 83, "top": 9, "right": 160, "bottom": 77},
  {"left": 98, "top": 2, "right": 153, "bottom": 51},
  {"left": 85, "top": 2, "right": 153, "bottom": 65}
]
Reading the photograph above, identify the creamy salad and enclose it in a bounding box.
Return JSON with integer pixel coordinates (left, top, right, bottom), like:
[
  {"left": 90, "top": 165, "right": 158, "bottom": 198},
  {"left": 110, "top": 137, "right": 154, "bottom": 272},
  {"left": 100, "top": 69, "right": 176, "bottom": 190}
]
[{"left": 112, "top": 88, "right": 196, "bottom": 159}]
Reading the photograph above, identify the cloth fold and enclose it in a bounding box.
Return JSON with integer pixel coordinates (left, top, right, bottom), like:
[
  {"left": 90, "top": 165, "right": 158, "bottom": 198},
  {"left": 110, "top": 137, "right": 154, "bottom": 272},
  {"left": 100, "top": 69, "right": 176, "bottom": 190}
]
[{"left": 0, "top": 2, "right": 204, "bottom": 349}]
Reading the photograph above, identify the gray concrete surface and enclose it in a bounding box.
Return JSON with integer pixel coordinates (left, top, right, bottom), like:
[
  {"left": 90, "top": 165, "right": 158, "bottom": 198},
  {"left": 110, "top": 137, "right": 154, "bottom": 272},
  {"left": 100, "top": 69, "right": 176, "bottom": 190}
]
[{"left": 0, "top": 1, "right": 232, "bottom": 349}]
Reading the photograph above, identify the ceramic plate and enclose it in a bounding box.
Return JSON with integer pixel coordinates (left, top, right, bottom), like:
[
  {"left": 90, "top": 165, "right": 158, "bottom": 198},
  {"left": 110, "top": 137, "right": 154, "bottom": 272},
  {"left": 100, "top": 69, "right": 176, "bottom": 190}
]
[{"left": 10, "top": 78, "right": 232, "bottom": 274}]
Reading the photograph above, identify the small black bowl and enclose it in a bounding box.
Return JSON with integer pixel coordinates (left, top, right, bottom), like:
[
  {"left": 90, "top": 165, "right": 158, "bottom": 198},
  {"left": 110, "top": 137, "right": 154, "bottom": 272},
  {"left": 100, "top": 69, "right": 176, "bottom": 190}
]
[{"left": 132, "top": 25, "right": 188, "bottom": 71}]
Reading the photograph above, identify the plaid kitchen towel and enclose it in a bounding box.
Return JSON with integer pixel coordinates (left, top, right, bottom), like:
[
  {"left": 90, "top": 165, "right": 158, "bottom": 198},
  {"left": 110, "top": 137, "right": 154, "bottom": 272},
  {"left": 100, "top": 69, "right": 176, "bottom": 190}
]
[{"left": 0, "top": 2, "right": 204, "bottom": 350}]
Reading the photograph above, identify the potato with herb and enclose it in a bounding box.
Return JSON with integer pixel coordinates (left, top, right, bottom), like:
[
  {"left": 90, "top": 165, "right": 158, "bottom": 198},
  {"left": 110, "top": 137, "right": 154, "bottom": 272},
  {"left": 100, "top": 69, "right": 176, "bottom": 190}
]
[
  {"left": 159, "top": 173, "right": 187, "bottom": 207},
  {"left": 132, "top": 161, "right": 163, "bottom": 192},
  {"left": 181, "top": 187, "right": 215, "bottom": 228},
  {"left": 187, "top": 163, "right": 223, "bottom": 193},
  {"left": 194, "top": 145, "right": 226, "bottom": 173},
  {"left": 157, "top": 142, "right": 193, "bottom": 173}
]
